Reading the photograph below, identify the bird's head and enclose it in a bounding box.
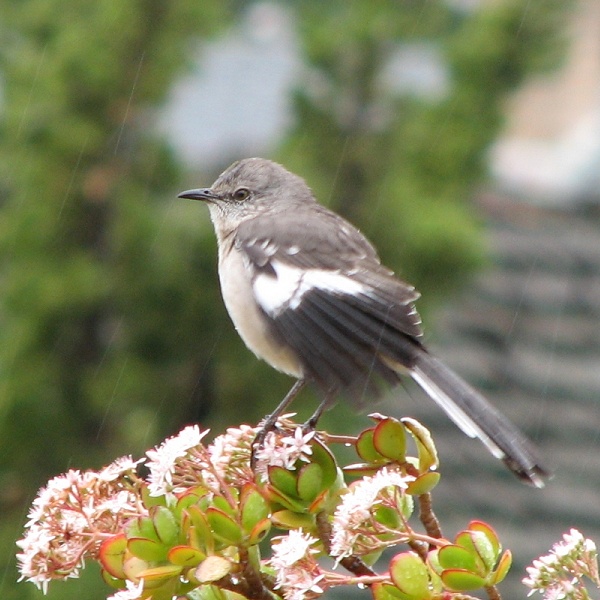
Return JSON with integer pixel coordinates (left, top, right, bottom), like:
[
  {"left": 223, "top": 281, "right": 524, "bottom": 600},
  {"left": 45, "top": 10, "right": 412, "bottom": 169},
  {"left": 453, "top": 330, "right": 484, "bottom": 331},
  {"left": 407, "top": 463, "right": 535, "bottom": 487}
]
[{"left": 178, "top": 158, "right": 316, "bottom": 229}]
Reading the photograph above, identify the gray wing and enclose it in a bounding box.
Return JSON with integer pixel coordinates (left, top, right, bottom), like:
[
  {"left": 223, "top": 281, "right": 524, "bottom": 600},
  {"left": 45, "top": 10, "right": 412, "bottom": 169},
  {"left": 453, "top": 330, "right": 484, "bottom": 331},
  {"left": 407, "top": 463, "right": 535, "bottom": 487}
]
[
  {"left": 236, "top": 203, "right": 380, "bottom": 268},
  {"left": 234, "top": 206, "right": 424, "bottom": 401}
]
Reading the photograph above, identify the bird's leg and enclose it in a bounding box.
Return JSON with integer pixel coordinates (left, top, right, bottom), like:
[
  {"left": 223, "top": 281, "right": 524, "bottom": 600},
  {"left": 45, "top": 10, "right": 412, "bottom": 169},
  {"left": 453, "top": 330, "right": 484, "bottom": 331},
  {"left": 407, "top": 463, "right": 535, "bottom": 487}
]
[
  {"left": 251, "top": 379, "right": 307, "bottom": 465},
  {"left": 302, "top": 395, "right": 333, "bottom": 432}
]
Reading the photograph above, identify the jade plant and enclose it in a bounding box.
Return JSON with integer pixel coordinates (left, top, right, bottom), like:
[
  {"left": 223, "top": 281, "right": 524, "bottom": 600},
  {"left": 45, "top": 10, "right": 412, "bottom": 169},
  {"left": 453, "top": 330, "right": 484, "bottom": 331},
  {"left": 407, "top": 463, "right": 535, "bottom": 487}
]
[{"left": 17, "top": 414, "right": 514, "bottom": 600}]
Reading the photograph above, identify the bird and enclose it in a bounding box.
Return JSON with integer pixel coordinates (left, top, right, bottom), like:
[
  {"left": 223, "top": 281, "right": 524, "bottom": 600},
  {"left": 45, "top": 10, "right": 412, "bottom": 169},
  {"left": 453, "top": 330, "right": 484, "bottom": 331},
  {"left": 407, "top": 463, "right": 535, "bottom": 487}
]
[{"left": 178, "top": 157, "right": 550, "bottom": 487}]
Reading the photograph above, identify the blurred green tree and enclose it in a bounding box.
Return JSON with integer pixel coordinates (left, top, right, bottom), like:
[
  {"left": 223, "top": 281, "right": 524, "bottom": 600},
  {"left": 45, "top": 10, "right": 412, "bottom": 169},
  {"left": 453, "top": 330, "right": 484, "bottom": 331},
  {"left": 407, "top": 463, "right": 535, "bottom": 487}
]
[{"left": 0, "top": 2, "right": 230, "bottom": 598}]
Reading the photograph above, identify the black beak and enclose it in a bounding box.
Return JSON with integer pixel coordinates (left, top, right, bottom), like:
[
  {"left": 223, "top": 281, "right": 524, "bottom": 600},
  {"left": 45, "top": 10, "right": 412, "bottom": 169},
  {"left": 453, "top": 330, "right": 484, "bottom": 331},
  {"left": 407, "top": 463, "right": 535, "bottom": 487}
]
[{"left": 177, "top": 188, "right": 219, "bottom": 202}]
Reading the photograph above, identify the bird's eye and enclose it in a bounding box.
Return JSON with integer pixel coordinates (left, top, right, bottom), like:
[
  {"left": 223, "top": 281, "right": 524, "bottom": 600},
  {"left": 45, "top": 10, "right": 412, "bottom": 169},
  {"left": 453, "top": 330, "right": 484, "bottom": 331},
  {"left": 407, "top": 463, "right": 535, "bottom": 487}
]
[{"left": 232, "top": 187, "right": 250, "bottom": 201}]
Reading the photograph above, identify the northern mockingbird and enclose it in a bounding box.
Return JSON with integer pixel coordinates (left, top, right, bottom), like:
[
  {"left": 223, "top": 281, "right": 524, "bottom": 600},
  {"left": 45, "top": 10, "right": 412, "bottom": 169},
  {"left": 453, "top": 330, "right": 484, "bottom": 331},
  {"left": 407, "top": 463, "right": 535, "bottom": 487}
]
[{"left": 179, "top": 157, "right": 549, "bottom": 487}]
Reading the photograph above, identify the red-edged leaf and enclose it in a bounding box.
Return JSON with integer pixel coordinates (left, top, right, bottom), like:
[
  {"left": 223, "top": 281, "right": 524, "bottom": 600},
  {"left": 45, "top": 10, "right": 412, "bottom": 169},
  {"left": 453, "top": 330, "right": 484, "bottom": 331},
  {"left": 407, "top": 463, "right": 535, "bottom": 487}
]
[
  {"left": 356, "top": 428, "right": 386, "bottom": 463},
  {"left": 491, "top": 550, "right": 512, "bottom": 585},
  {"left": 389, "top": 552, "right": 432, "bottom": 599},
  {"left": 137, "top": 564, "right": 183, "bottom": 584},
  {"left": 263, "top": 484, "right": 305, "bottom": 512},
  {"left": 468, "top": 520, "right": 501, "bottom": 557},
  {"left": 167, "top": 545, "right": 205, "bottom": 567},
  {"left": 456, "top": 530, "right": 494, "bottom": 572},
  {"left": 309, "top": 439, "right": 339, "bottom": 488},
  {"left": 99, "top": 533, "right": 127, "bottom": 580},
  {"left": 343, "top": 462, "right": 381, "bottom": 476},
  {"left": 401, "top": 418, "right": 438, "bottom": 472},
  {"left": 185, "top": 504, "right": 213, "bottom": 548},
  {"left": 248, "top": 518, "right": 271, "bottom": 545},
  {"left": 307, "top": 488, "right": 330, "bottom": 513},
  {"left": 441, "top": 568, "right": 486, "bottom": 591},
  {"left": 206, "top": 507, "right": 243, "bottom": 545}
]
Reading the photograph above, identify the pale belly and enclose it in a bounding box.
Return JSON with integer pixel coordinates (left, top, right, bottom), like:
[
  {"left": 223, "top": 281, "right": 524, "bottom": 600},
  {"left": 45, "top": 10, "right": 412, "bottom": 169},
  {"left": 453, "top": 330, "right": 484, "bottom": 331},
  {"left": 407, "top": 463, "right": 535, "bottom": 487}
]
[{"left": 218, "top": 247, "right": 302, "bottom": 378}]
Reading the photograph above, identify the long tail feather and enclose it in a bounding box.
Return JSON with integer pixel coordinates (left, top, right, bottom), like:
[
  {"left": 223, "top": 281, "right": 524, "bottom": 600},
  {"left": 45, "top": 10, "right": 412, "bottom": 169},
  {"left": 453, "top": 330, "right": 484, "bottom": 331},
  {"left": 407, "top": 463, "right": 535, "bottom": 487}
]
[{"left": 410, "top": 352, "right": 550, "bottom": 487}]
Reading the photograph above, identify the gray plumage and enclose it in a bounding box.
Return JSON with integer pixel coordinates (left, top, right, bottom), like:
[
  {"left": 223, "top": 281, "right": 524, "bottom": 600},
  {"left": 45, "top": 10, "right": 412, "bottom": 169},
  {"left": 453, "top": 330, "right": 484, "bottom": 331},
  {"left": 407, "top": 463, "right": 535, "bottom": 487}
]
[{"left": 179, "top": 157, "right": 550, "bottom": 487}]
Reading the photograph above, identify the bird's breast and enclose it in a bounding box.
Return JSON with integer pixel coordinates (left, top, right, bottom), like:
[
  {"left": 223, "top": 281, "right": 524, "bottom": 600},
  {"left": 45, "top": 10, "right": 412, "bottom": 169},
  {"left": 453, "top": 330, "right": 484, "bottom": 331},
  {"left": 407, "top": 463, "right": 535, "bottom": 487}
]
[{"left": 218, "top": 243, "right": 302, "bottom": 378}]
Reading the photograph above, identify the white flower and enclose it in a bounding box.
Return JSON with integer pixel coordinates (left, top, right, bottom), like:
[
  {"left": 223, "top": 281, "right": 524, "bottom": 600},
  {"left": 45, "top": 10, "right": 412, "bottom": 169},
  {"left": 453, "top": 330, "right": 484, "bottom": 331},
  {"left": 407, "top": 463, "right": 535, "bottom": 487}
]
[
  {"left": 253, "top": 428, "right": 315, "bottom": 479},
  {"left": 330, "top": 468, "right": 414, "bottom": 559},
  {"left": 107, "top": 579, "right": 145, "bottom": 600},
  {"left": 146, "top": 425, "right": 209, "bottom": 496},
  {"left": 208, "top": 424, "right": 257, "bottom": 482},
  {"left": 98, "top": 456, "right": 144, "bottom": 482},
  {"left": 271, "top": 530, "right": 320, "bottom": 570},
  {"left": 95, "top": 490, "right": 141, "bottom": 515},
  {"left": 270, "top": 531, "right": 323, "bottom": 600},
  {"left": 281, "top": 428, "right": 314, "bottom": 459},
  {"left": 17, "top": 462, "right": 146, "bottom": 592},
  {"left": 523, "top": 529, "right": 600, "bottom": 598},
  {"left": 280, "top": 570, "right": 324, "bottom": 600}
]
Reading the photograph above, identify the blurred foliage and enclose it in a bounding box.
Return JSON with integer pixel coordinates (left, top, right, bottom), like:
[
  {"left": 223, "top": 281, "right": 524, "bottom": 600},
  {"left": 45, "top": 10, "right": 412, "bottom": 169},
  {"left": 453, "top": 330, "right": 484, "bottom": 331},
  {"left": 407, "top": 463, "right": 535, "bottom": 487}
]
[
  {"left": 0, "top": 0, "right": 571, "bottom": 598},
  {"left": 0, "top": 1, "right": 232, "bottom": 598}
]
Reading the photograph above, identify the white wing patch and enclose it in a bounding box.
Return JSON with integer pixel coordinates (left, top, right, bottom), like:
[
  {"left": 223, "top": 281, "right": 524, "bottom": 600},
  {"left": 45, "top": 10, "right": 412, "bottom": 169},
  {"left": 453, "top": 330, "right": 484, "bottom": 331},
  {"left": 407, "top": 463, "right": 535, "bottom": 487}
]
[{"left": 253, "top": 260, "right": 366, "bottom": 317}]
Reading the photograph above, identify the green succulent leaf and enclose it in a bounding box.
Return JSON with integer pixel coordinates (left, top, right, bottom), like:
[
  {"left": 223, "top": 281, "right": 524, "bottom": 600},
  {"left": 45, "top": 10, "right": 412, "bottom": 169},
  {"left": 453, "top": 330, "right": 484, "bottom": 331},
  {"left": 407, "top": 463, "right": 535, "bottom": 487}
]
[
  {"left": 248, "top": 518, "right": 272, "bottom": 545},
  {"left": 185, "top": 505, "right": 214, "bottom": 549},
  {"left": 438, "top": 544, "right": 484, "bottom": 575},
  {"left": 128, "top": 537, "right": 169, "bottom": 562},
  {"left": 212, "top": 495, "right": 238, "bottom": 517},
  {"left": 456, "top": 530, "right": 495, "bottom": 571},
  {"left": 373, "top": 419, "right": 407, "bottom": 462},
  {"left": 152, "top": 506, "right": 180, "bottom": 546},
  {"left": 206, "top": 508, "right": 243, "bottom": 545},
  {"left": 405, "top": 472, "right": 440, "bottom": 495},
  {"left": 440, "top": 568, "right": 487, "bottom": 591},
  {"left": 168, "top": 545, "right": 206, "bottom": 567},
  {"left": 192, "top": 584, "right": 250, "bottom": 600},
  {"left": 296, "top": 462, "right": 324, "bottom": 502},
  {"left": 127, "top": 516, "right": 160, "bottom": 543},
  {"left": 240, "top": 484, "right": 270, "bottom": 532},
  {"left": 491, "top": 550, "right": 512, "bottom": 585},
  {"left": 141, "top": 484, "right": 168, "bottom": 509},
  {"left": 309, "top": 439, "right": 339, "bottom": 488},
  {"left": 176, "top": 487, "right": 209, "bottom": 514},
  {"left": 389, "top": 552, "right": 433, "bottom": 599},
  {"left": 264, "top": 484, "right": 306, "bottom": 512},
  {"left": 374, "top": 504, "right": 401, "bottom": 529},
  {"left": 372, "top": 582, "right": 411, "bottom": 600},
  {"left": 468, "top": 520, "right": 502, "bottom": 558},
  {"left": 356, "top": 428, "right": 386, "bottom": 463},
  {"left": 137, "top": 564, "right": 183, "bottom": 585},
  {"left": 268, "top": 465, "right": 299, "bottom": 498},
  {"left": 401, "top": 418, "right": 439, "bottom": 472},
  {"left": 271, "top": 509, "right": 316, "bottom": 530}
]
